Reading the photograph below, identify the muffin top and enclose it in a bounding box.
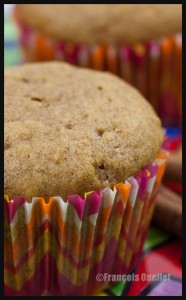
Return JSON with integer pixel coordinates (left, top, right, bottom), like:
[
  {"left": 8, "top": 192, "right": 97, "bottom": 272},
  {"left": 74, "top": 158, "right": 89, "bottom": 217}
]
[
  {"left": 16, "top": 4, "right": 182, "bottom": 45},
  {"left": 5, "top": 62, "right": 163, "bottom": 201}
]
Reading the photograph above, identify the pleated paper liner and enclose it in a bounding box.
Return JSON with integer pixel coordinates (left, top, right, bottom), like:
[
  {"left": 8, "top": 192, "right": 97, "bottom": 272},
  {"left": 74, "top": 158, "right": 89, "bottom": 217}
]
[
  {"left": 14, "top": 9, "right": 182, "bottom": 127},
  {"left": 4, "top": 146, "right": 168, "bottom": 296}
]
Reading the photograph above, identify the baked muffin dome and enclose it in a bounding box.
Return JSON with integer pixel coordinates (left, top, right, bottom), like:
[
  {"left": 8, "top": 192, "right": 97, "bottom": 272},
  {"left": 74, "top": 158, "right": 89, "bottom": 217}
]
[{"left": 4, "top": 62, "right": 163, "bottom": 200}]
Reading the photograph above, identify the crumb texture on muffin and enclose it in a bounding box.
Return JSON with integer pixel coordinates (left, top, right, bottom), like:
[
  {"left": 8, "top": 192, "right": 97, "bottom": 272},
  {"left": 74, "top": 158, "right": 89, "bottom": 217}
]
[
  {"left": 16, "top": 4, "right": 182, "bottom": 44},
  {"left": 5, "top": 62, "right": 163, "bottom": 200}
]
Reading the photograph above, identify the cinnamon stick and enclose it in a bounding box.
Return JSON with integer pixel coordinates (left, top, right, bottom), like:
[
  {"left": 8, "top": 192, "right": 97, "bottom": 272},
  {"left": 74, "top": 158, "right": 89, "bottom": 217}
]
[{"left": 152, "top": 184, "right": 182, "bottom": 238}]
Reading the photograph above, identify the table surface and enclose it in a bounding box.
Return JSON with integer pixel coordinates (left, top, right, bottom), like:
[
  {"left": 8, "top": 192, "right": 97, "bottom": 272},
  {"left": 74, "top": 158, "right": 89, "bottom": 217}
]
[{"left": 4, "top": 12, "right": 182, "bottom": 296}]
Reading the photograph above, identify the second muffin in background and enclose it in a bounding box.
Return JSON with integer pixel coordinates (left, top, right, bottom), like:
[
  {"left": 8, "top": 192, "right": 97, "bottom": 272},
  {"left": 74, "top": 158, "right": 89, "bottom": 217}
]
[{"left": 14, "top": 4, "right": 182, "bottom": 126}]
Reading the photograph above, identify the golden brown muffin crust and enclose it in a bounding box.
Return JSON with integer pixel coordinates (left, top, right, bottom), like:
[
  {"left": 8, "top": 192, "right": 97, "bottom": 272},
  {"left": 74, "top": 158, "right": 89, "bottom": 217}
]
[
  {"left": 16, "top": 4, "right": 182, "bottom": 45},
  {"left": 5, "top": 62, "right": 163, "bottom": 200}
]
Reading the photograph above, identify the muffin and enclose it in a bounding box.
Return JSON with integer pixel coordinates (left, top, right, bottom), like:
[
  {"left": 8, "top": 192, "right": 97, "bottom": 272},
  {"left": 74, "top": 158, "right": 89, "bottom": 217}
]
[
  {"left": 14, "top": 4, "right": 182, "bottom": 126},
  {"left": 4, "top": 62, "right": 168, "bottom": 296}
]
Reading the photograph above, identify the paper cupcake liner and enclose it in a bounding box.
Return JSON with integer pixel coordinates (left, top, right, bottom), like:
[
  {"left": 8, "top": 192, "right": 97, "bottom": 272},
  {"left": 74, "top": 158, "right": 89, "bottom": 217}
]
[
  {"left": 14, "top": 11, "right": 182, "bottom": 127},
  {"left": 4, "top": 145, "right": 168, "bottom": 296}
]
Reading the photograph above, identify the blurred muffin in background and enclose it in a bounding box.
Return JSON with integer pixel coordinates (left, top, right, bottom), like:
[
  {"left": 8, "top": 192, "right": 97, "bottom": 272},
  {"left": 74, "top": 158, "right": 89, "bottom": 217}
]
[{"left": 14, "top": 4, "right": 182, "bottom": 126}]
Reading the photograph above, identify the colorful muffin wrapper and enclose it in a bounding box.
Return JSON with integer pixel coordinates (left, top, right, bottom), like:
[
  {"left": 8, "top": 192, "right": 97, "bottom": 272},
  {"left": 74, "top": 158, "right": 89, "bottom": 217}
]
[
  {"left": 14, "top": 11, "right": 182, "bottom": 127},
  {"left": 4, "top": 145, "right": 168, "bottom": 296}
]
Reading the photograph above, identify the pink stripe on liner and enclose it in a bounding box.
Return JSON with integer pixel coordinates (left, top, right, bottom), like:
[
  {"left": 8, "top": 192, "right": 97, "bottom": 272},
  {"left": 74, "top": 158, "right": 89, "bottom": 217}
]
[
  {"left": 127, "top": 238, "right": 134, "bottom": 251},
  {"left": 147, "top": 164, "right": 158, "bottom": 178},
  {"left": 83, "top": 191, "right": 102, "bottom": 217},
  {"left": 147, "top": 42, "right": 160, "bottom": 57},
  {"left": 112, "top": 255, "right": 129, "bottom": 275},
  {"left": 131, "top": 44, "right": 147, "bottom": 68},
  {"left": 67, "top": 194, "right": 85, "bottom": 220},
  {"left": 120, "top": 46, "right": 132, "bottom": 60},
  {"left": 56, "top": 42, "right": 80, "bottom": 64},
  {"left": 136, "top": 170, "right": 149, "bottom": 201},
  {"left": 78, "top": 45, "right": 90, "bottom": 67},
  {"left": 94, "top": 233, "right": 105, "bottom": 247},
  {"left": 99, "top": 237, "right": 118, "bottom": 274},
  {"left": 131, "top": 44, "right": 147, "bottom": 96},
  {"left": 123, "top": 229, "right": 129, "bottom": 240},
  {"left": 4, "top": 197, "right": 26, "bottom": 223},
  {"left": 119, "top": 47, "right": 133, "bottom": 83}
]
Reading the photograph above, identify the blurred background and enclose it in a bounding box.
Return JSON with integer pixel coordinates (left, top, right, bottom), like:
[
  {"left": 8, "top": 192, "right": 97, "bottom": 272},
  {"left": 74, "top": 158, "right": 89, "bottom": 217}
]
[{"left": 4, "top": 4, "right": 182, "bottom": 296}]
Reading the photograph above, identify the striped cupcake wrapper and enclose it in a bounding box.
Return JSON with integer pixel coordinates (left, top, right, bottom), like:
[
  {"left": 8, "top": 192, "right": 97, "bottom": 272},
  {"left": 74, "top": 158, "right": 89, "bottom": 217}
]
[
  {"left": 4, "top": 146, "right": 168, "bottom": 296},
  {"left": 14, "top": 8, "right": 182, "bottom": 127}
]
